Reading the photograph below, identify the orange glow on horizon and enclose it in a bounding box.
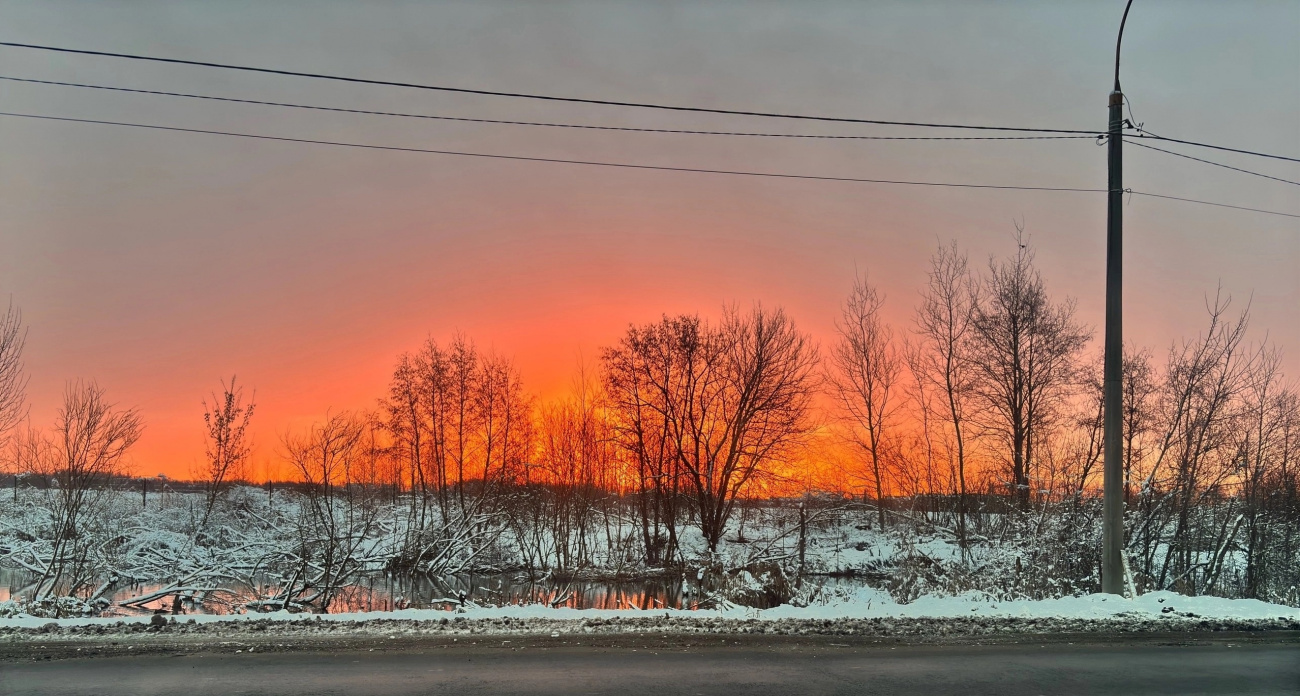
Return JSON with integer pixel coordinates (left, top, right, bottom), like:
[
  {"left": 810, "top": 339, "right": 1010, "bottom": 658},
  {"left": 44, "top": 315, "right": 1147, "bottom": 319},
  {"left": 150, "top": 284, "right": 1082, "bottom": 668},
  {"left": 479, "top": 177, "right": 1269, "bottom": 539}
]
[{"left": 4, "top": 1, "right": 1296, "bottom": 497}]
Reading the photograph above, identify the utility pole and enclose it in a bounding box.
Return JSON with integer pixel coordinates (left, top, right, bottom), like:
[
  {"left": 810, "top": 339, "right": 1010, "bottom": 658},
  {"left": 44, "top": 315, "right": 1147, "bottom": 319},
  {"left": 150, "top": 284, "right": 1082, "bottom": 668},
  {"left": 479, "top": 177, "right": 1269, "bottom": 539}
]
[{"left": 1102, "top": 0, "right": 1134, "bottom": 596}]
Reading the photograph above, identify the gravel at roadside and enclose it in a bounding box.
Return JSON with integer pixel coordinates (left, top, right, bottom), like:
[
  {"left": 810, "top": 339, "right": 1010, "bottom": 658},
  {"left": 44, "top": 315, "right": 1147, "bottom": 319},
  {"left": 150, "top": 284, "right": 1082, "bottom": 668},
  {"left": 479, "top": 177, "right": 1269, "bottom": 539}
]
[{"left": 4, "top": 613, "right": 1300, "bottom": 662}]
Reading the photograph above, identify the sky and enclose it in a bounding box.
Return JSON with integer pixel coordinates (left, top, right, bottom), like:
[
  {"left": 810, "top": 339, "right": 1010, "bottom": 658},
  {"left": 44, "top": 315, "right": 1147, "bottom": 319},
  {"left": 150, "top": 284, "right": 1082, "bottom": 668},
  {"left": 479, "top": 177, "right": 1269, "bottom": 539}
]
[{"left": 0, "top": 1, "right": 1296, "bottom": 479}]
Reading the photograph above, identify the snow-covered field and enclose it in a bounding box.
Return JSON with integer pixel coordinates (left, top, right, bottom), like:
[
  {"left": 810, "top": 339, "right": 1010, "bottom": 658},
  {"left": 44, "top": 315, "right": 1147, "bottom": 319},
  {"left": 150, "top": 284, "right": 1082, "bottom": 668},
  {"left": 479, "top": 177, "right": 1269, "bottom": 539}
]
[
  {"left": 4, "top": 484, "right": 1298, "bottom": 636},
  {"left": 3, "top": 589, "right": 1298, "bottom": 643},
  {"left": 6, "top": 587, "right": 1300, "bottom": 626}
]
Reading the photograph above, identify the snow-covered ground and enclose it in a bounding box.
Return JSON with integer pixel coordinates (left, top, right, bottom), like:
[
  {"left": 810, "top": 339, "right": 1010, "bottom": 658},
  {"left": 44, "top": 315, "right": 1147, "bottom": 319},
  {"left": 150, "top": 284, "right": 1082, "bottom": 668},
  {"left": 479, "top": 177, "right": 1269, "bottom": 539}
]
[
  {"left": 3, "top": 589, "right": 1297, "bottom": 640},
  {"left": 4, "top": 485, "right": 1298, "bottom": 630}
]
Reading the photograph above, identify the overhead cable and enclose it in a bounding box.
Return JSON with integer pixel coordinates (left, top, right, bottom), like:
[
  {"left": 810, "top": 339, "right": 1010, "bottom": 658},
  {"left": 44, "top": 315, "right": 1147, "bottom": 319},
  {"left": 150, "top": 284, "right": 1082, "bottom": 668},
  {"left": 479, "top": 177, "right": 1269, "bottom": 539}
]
[
  {"left": 3, "top": 110, "right": 1296, "bottom": 219},
  {"left": 6, "top": 42, "right": 1293, "bottom": 162},
  {"left": 0, "top": 75, "right": 1097, "bottom": 142},
  {"left": 0, "top": 41, "right": 1100, "bottom": 134},
  {"left": 1135, "top": 130, "right": 1300, "bottom": 164},
  {"left": 1128, "top": 139, "right": 1300, "bottom": 186},
  {"left": 0, "top": 110, "right": 1109, "bottom": 192},
  {"left": 1127, "top": 192, "right": 1300, "bottom": 219}
]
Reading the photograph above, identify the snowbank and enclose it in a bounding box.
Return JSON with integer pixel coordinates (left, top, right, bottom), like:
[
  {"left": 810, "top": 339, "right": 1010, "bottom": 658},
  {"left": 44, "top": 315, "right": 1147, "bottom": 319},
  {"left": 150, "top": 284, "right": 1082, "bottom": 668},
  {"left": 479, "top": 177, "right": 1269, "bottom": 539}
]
[
  {"left": 3, "top": 590, "right": 1296, "bottom": 632},
  {"left": 765, "top": 588, "right": 1300, "bottom": 621}
]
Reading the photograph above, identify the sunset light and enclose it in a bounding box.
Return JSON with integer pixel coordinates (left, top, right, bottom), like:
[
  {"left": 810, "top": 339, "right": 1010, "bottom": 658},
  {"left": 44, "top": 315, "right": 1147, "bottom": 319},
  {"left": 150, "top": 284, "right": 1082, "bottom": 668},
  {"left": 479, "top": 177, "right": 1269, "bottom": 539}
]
[{"left": 1, "top": 2, "right": 1297, "bottom": 693}]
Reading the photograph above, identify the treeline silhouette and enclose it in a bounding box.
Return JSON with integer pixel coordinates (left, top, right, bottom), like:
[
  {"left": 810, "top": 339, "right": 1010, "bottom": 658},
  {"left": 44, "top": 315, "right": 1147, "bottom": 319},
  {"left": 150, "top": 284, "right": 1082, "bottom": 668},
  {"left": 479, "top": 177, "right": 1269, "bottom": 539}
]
[{"left": 2, "top": 235, "right": 1297, "bottom": 611}]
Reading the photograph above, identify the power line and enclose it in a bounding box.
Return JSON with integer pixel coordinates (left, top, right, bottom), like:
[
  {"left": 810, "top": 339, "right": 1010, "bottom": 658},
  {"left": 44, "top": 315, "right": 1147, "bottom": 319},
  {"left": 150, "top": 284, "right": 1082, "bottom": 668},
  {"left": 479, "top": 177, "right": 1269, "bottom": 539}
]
[
  {"left": 1129, "top": 191, "right": 1300, "bottom": 219},
  {"left": 0, "top": 110, "right": 1108, "bottom": 192},
  {"left": 1122, "top": 94, "right": 1297, "bottom": 165},
  {"left": 4, "top": 110, "right": 1296, "bottom": 219},
  {"left": 7, "top": 41, "right": 1295, "bottom": 163},
  {"left": 0, "top": 41, "right": 1100, "bottom": 135},
  {"left": 0, "top": 75, "right": 1098, "bottom": 142},
  {"left": 1128, "top": 139, "right": 1300, "bottom": 186},
  {"left": 1135, "top": 130, "right": 1300, "bottom": 164}
]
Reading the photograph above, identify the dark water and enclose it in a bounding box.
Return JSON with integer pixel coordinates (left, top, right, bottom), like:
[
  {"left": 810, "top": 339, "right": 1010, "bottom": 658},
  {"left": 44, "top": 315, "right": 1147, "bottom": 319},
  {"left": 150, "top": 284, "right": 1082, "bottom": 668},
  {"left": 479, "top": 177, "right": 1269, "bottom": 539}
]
[
  {"left": 0, "top": 568, "right": 712, "bottom": 616},
  {"left": 336, "top": 572, "right": 703, "bottom": 612},
  {"left": 1, "top": 568, "right": 876, "bottom": 616}
]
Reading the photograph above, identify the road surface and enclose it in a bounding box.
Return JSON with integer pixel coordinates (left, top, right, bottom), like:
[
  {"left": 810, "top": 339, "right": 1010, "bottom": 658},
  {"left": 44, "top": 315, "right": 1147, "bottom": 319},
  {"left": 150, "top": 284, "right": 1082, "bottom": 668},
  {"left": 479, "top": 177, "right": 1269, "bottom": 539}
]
[{"left": 4, "top": 640, "right": 1298, "bottom": 695}]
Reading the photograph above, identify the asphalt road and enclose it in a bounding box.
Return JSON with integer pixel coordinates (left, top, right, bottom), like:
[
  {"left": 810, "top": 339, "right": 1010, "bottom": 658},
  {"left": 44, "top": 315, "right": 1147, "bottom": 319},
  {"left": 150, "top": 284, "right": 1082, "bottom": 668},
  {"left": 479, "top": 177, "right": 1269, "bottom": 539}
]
[{"left": 3, "top": 641, "right": 1298, "bottom": 696}]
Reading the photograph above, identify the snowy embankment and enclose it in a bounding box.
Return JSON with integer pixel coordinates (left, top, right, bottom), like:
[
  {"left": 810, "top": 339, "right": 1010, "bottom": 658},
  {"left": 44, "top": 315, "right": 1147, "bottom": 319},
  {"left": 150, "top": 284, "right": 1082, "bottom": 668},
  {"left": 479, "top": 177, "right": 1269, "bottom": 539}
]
[{"left": 4, "top": 589, "right": 1297, "bottom": 640}]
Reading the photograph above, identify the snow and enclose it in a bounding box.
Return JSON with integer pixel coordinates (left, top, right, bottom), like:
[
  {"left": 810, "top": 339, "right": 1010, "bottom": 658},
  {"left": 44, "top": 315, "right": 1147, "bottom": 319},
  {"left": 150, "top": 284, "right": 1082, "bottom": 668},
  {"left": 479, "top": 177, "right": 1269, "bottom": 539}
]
[
  {"left": 768, "top": 588, "right": 1300, "bottom": 621},
  {"left": 3, "top": 590, "right": 1295, "bottom": 632},
  {"left": 5, "top": 485, "right": 1298, "bottom": 632}
]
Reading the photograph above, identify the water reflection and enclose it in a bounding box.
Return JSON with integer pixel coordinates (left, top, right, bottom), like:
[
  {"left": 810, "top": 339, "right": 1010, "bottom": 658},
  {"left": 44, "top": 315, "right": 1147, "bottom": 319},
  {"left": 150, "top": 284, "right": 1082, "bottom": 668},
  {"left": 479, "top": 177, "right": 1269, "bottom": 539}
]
[
  {"left": 0, "top": 568, "right": 713, "bottom": 616},
  {"left": 321, "top": 572, "right": 711, "bottom": 614}
]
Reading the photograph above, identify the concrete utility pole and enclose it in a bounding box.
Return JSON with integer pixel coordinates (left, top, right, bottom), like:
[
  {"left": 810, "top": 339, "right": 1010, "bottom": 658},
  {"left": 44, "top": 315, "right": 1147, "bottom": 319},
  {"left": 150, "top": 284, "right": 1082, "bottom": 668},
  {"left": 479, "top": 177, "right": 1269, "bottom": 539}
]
[{"left": 1102, "top": 0, "right": 1135, "bottom": 596}]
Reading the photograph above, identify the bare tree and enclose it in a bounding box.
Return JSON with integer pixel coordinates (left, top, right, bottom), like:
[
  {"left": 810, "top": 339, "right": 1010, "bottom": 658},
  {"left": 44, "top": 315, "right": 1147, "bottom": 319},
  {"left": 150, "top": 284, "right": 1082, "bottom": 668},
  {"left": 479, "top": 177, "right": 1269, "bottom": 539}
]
[
  {"left": 901, "top": 337, "right": 942, "bottom": 502},
  {"left": 282, "top": 412, "right": 378, "bottom": 613},
  {"left": 969, "top": 231, "right": 1090, "bottom": 507},
  {"left": 1238, "top": 346, "right": 1291, "bottom": 598},
  {"left": 529, "top": 370, "right": 613, "bottom": 571},
  {"left": 1119, "top": 347, "right": 1158, "bottom": 501},
  {"left": 1064, "top": 354, "right": 1106, "bottom": 498},
  {"left": 446, "top": 336, "right": 480, "bottom": 517},
  {"left": 0, "top": 300, "right": 28, "bottom": 465},
  {"left": 913, "top": 241, "right": 978, "bottom": 544},
  {"left": 1068, "top": 345, "right": 1156, "bottom": 499},
  {"left": 383, "top": 345, "right": 440, "bottom": 539},
  {"left": 603, "top": 324, "right": 684, "bottom": 566},
  {"left": 829, "top": 273, "right": 901, "bottom": 528},
  {"left": 35, "top": 381, "right": 143, "bottom": 605},
  {"left": 1131, "top": 290, "right": 1253, "bottom": 593},
  {"left": 604, "top": 306, "right": 816, "bottom": 555},
  {"left": 6, "top": 423, "right": 46, "bottom": 502},
  {"left": 475, "top": 352, "right": 531, "bottom": 503},
  {"left": 196, "top": 376, "right": 255, "bottom": 529},
  {"left": 383, "top": 336, "right": 529, "bottom": 572}
]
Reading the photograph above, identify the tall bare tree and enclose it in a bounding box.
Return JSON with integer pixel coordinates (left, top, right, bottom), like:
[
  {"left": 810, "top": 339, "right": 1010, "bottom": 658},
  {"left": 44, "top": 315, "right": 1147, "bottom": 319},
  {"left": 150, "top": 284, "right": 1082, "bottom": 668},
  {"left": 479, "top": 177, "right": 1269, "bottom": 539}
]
[
  {"left": 531, "top": 370, "right": 613, "bottom": 571},
  {"left": 604, "top": 306, "right": 816, "bottom": 554},
  {"left": 0, "top": 300, "right": 28, "bottom": 466},
  {"left": 1069, "top": 346, "right": 1156, "bottom": 498},
  {"left": 1238, "top": 346, "right": 1292, "bottom": 598},
  {"left": 913, "top": 241, "right": 978, "bottom": 544},
  {"left": 1118, "top": 347, "right": 1157, "bottom": 501},
  {"left": 446, "top": 336, "right": 480, "bottom": 517},
  {"left": 383, "top": 335, "right": 530, "bottom": 570},
  {"left": 475, "top": 352, "right": 532, "bottom": 503},
  {"left": 901, "top": 337, "right": 942, "bottom": 501},
  {"left": 35, "top": 381, "right": 143, "bottom": 604},
  {"left": 384, "top": 351, "right": 424, "bottom": 498},
  {"left": 969, "top": 231, "right": 1090, "bottom": 507},
  {"left": 282, "top": 412, "right": 378, "bottom": 613},
  {"left": 1133, "top": 291, "right": 1255, "bottom": 593},
  {"left": 829, "top": 273, "right": 901, "bottom": 528},
  {"left": 197, "top": 376, "right": 255, "bottom": 529},
  {"left": 603, "top": 323, "right": 684, "bottom": 566}
]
